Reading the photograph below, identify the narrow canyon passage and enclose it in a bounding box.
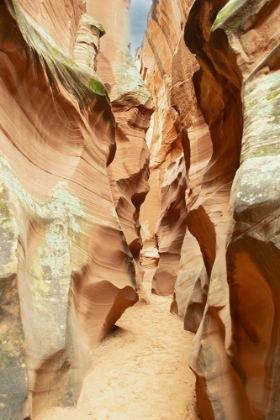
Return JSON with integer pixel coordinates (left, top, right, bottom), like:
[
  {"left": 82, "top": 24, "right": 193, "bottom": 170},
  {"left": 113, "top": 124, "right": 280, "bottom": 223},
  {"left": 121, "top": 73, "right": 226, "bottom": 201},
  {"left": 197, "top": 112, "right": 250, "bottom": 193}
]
[
  {"left": 37, "top": 270, "right": 197, "bottom": 420},
  {"left": 1, "top": 0, "right": 280, "bottom": 418}
]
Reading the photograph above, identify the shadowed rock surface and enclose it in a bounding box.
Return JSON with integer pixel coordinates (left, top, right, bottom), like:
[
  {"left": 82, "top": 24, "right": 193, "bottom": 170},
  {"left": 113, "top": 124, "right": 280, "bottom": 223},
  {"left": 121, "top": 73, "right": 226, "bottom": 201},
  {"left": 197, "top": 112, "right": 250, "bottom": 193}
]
[
  {"left": 139, "top": 0, "right": 280, "bottom": 418},
  {"left": 91, "top": 0, "right": 154, "bottom": 304},
  {"left": 0, "top": 0, "right": 150, "bottom": 417},
  {"left": 1, "top": 0, "right": 280, "bottom": 418},
  {"left": 138, "top": 0, "right": 190, "bottom": 295}
]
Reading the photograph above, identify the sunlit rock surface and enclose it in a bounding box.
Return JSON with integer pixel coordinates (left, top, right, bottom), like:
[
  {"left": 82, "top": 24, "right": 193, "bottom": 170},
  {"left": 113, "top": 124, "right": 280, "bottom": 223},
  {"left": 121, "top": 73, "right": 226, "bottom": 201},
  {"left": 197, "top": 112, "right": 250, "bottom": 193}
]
[
  {"left": 90, "top": 0, "right": 153, "bottom": 304},
  {"left": 139, "top": 0, "right": 280, "bottom": 418},
  {"left": 0, "top": 0, "right": 144, "bottom": 417},
  {"left": 151, "top": 154, "right": 188, "bottom": 295},
  {"left": 2, "top": 0, "right": 280, "bottom": 418},
  {"left": 138, "top": 0, "right": 190, "bottom": 295},
  {"left": 207, "top": 0, "right": 280, "bottom": 418}
]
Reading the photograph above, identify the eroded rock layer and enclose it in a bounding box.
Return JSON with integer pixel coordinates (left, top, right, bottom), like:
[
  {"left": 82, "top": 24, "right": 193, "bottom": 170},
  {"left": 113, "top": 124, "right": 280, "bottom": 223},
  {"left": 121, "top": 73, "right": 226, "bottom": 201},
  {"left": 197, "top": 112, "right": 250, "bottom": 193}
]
[
  {"left": 91, "top": 0, "right": 153, "bottom": 304},
  {"left": 140, "top": 0, "right": 280, "bottom": 418},
  {"left": 138, "top": 0, "right": 190, "bottom": 295},
  {"left": 0, "top": 0, "right": 149, "bottom": 417}
]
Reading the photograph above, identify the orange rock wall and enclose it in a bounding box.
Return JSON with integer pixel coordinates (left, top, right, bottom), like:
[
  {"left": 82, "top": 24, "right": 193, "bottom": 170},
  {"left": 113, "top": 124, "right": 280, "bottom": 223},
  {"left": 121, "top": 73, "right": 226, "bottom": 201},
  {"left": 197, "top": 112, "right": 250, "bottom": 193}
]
[
  {"left": 208, "top": 0, "right": 280, "bottom": 418},
  {"left": 0, "top": 0, "right": 151, "bottom": 417},
  {"left": 88, "top": 0, "right": 130, "bottom": 95},
  {"left": 91, "top": 0, "right": 153, "bottom": 303},
  {"left": 18, "top": 0, "right": 85, "bottom": 53},
  {"left": 140, "top": 0, "right": 280, "bottom": 418},
  {"left": 138, "top": 0, "right": 190, "bottom": 295}
]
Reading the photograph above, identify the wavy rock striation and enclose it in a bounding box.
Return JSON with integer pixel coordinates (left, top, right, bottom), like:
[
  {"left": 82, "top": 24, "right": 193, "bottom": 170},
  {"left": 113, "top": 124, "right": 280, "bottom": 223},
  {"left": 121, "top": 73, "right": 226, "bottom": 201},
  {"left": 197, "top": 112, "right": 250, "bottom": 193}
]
[
  {"left": 138, "top": 0, "right": 190, "bottom": 295},
  {"left": 207, "top": 1, "right": 280, "bottom": 418},
  {"left": 0, "top": 0, "right": 148, "bottom": 417},
  {"left": 140, "top": 0, "right": 280, "bottom": 418},
  {"left": 90, "top": 0, "right": 153, "bottom": 304}
]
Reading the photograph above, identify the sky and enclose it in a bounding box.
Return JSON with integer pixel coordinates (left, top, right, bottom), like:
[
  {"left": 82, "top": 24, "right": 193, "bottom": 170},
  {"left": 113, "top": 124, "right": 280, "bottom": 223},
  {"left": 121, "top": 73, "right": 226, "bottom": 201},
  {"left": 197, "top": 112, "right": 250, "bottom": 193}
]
[{"left": 130, "top": 0, "right": 153, "bottom": 54}]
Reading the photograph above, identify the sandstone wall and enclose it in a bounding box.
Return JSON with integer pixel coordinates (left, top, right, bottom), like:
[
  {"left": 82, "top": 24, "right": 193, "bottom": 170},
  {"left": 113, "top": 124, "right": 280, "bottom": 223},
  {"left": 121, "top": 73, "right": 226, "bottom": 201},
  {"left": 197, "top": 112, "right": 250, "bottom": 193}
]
[
  {"left": 138, "top": 0, "right": 190, "bottom": 295},
  {"left": 205, "top": 1, "right": 280, "bottom": 418},
  {"left": 140, "top": 0, "right": 280, "bottom": 418},
  {"left": 0, "top": 0, "right": 150, "bottom": 417},
  {"left": 91, "top": 0, "right": 153, "bottom": 304}
]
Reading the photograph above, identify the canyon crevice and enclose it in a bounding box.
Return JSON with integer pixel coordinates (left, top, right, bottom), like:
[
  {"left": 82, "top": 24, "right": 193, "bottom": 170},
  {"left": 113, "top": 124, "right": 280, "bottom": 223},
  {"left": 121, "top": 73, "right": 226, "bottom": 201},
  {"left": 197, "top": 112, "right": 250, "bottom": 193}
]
[
  {"left": 0, "top": 0, "right": 151, "bottom": 417},
  {"left": 1, "top": 0, "right": 280, "bottom": 419},
  {"left": 139, "top": 0, "right": 280, "bottom": 419}
]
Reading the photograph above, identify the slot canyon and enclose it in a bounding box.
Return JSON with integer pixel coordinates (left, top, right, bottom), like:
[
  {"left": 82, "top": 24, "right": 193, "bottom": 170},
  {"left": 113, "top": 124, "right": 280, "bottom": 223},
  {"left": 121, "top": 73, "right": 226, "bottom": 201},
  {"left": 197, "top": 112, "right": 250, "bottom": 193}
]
[{"left": 0, "top": 0, "right": 280, "bottom": 419}]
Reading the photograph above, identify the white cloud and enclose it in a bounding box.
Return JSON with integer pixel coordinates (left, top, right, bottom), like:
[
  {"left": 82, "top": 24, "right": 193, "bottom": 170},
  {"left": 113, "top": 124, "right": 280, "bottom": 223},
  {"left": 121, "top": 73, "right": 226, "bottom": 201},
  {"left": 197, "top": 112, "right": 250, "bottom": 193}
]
[{"left": 130, "top": 0, "right": 153, "bottom": 54}]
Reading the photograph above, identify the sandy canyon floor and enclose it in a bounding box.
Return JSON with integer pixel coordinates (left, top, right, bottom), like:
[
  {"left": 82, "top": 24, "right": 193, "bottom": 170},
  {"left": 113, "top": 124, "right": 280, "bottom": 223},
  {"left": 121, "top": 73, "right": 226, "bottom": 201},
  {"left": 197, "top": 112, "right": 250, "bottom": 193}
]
[{"left": 38, "top": 269, "right": 198, "bottom": 420}]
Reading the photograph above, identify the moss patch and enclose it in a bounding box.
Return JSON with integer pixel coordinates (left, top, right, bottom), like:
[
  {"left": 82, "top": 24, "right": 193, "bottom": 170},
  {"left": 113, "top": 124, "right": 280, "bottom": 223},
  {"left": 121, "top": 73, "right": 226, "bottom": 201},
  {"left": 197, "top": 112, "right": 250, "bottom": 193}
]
[
  {"left": 212, "top": 0, "right": 254, "bottom": 32},
  {"left": 242, "top": 73, "right": 280, "bottom": 161},
  {"left": 9, "top": 0, "right": 109, "bottom": 101},
  {"left": 88, "top": 75, "right": 106, "bottom": 96},
  {"left": 267, "top": 90, "right": 280, "bottom": 100}
]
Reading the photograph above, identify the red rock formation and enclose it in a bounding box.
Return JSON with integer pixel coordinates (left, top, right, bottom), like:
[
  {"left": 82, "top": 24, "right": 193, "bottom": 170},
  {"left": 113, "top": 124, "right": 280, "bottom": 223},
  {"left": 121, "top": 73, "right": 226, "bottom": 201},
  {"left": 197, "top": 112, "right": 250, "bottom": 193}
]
[
  {"left": 138, "top": 0, "right": 190, "bottom": 295},
  {"left": 179, "top": 1, "right": 245, "bottom": 417},
  {"left": 209, "top": 0, "right": 280, "bottom": 418},
  {"left": 152, "top": 154, "right": 188, "bottom": 295},
  {"left": 2, "top": 0, "right": 280, "bottom": 418},
  {"left": 90, "top": 0, "right": 153, "bottom": 304},
  {"left": 0, "top": 0, "right": 145, "bottom": 417},
  {"left": 140, "top": 0, "right": 280, "bottom": 418},
  {"left": 171, "top": 30, "right": 213, "bottom": 328}
]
